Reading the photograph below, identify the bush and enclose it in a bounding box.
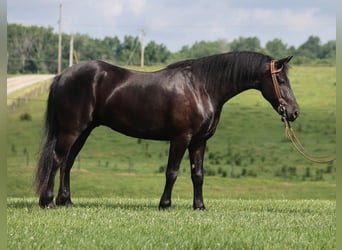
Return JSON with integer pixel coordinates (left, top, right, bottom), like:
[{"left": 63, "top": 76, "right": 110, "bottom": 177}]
[
  {"left": 204, "top": 167, "right": 216, "bottom": 176},
  {"left": 241, "top": 168, "right": 247, "bottom": 176},
  {"left": 19, "top": 112, "right": 32, "bottom": 121},
  {"left": 247, "top": 169, "right": 257, "bottom": 177},
  {"left": 315, "top": 169, "right": 324, "bottom": 181},
  {"left": 157, "top": 165, "right": 165, "bottom": 173}
]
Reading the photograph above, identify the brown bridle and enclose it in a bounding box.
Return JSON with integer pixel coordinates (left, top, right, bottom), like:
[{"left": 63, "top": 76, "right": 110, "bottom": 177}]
[
  {"left": 270, "top": 60, "right": 335, "bottom": 163},
  {"left": 270, "top": 60, "right": 286, "bottom": 116},
  {"left": 270, "top": 60, "right": 283, "bottom": 100}
]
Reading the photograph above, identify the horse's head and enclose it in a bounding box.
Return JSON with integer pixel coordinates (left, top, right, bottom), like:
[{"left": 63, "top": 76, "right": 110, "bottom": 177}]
[{"left": 260, "top": 56, "right": 300, "bottom": 122}]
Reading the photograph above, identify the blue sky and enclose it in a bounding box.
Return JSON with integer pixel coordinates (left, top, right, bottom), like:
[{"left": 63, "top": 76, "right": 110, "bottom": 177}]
[{"left": 8, "top": 0, "right": 336, "bottom": 52}]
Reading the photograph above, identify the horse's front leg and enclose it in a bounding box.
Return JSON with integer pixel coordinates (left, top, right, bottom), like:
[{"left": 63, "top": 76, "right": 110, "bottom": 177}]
[
  {"left": 159, "top": 136, "right": 189, "bottom": 210},
  {"left": 189, "top": 140, "right": 206, "bottom": 210}
]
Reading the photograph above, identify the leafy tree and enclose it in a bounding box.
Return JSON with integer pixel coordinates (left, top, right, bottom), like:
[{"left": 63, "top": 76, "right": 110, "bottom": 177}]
[
  {"left": 121, "top": 35, "right": 141, "bottom": 65},
  {"left": 230, "top": 37, "right": 262, "bottom": 52},
  {"left": 171, "top": 39, "right": 229, "bottom": 61},
  {"left": 265, "top": 38, "right": 288, "bottom": 58},
  {"left": 320, "top": 40, "right": 336, "bottom": 59},
  {"left": 7, "top": 23, "right": 336, "bottom": 74},
  {"left": 296, "top": 36, "right": 321, "bottom": 59},
  {"left": 103, "top": 36, "right": 122, "bottom": 62},
  {"left": 7, "top": 24, "right": 56, "bottom": 73},
  {"left": 144, "top": 41, "right": 171, "bottom": 65}
]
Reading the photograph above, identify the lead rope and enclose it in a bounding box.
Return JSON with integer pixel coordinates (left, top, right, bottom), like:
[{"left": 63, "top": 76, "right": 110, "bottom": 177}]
[{"left": 282, "top": 117, "right": 335, "bottom": 163}]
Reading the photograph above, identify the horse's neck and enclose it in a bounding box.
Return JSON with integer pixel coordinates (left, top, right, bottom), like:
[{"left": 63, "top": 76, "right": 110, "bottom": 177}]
[{"left": 210, "top": 78, "right": 259, "bottom": 107}]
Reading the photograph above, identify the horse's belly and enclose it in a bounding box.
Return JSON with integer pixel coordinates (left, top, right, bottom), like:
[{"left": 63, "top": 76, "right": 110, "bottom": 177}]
[
  {"left": 100, "top": 103, "right": 174, "bottom": 140},
  {"left": 104, "top": 117, "right": 172, "bottom": 140}
]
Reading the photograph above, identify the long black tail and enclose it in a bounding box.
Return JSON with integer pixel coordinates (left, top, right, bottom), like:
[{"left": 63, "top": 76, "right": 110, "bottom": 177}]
[{"left": 35, "top": 75, "right": 60, "bottom": 196}]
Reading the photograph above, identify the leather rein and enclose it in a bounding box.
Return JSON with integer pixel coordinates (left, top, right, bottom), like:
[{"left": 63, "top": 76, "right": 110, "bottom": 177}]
[{"left": 270, "top": 60, "right": 335, "bottom": 164}]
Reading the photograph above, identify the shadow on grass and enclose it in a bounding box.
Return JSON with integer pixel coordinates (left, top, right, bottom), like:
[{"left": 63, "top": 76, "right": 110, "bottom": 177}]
[
  {"left": 7, "top": 197, "right": 192, "bottom": 211},
  {"left": 7, "top": 198, "right": 37, "bottom": 209}
]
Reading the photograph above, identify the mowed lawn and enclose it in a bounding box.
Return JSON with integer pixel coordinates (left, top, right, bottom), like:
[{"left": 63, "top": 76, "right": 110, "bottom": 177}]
[
  {"left": 7, "top": 198, "right": 335, "bottom": 249},
  {"left": 7, "top": 65, "right": 336, "bottom": 249}
]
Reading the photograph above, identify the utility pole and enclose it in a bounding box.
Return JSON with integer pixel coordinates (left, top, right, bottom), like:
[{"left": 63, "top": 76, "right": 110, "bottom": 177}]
[
  {"left": 69, "top": 34, "right": 74, "bottom": 67},
  {"left": 140, "top": 29, "right": 145, "bottom": 68},
  {"left": 57, "top": 4, "right": 62, "bottom": 74}
]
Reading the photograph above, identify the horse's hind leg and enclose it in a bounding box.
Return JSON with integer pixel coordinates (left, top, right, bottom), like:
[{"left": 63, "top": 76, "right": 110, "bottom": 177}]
[
  {"left": 56, "top": 125, "right": 94, "bottom": 206},
  {"left": 38, "top": 160, "right": 59, "bottom": 208},
  {"left": 159, "top": 135, "right": 190, "bottom": 210},
  {"left": 38, "top": 137, "right": 71, "bottom": 208}
]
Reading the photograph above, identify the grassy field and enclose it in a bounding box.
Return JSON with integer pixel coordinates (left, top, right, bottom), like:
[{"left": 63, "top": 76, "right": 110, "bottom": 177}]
[
  {"left": 7, "top": 198, "right": 335, "bottom": 249},
  {"left": 7, "top": 65, "right": 336, "bottom": 249}
]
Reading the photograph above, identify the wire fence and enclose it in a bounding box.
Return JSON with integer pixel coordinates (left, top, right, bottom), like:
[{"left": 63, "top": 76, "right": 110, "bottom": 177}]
[{"left": 7, "top": 80, "right": 51, "bottom": 112}]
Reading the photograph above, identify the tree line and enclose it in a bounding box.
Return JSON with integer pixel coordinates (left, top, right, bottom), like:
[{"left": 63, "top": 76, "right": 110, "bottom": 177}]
[{"left": 7, "top": 23, "right": 336, "bottom": 74}]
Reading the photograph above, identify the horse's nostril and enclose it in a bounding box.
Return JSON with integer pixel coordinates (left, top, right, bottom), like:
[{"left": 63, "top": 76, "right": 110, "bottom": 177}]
[{"left": 293, "top": 110, "right": 299, "bottom": 119}]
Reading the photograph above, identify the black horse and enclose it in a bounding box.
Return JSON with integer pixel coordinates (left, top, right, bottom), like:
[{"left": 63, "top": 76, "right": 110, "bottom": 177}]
[{"left": 36, "top": 51, "right": 299, "bottom": 209}]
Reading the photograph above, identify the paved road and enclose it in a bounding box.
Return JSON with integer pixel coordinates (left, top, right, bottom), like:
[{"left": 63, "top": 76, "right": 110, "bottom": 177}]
[{"left": 7, "top": 74, "right": 55, "bottom": 95}]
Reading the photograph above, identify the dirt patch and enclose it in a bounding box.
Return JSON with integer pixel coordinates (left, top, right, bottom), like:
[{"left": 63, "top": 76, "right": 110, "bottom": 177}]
[
  {"left": 115, "top": 172, "right": 136, "bottom": 176},
  {"left": 17, "top": 166, "right": 34, "bottom": 170},
  {"left": 71, "top": 168, "right": 90, "bottom": 173}
]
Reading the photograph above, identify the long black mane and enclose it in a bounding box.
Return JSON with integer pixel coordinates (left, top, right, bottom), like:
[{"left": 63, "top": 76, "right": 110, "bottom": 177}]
[{"left": 167, "top": 51, "right": 273, "bottom": 87}]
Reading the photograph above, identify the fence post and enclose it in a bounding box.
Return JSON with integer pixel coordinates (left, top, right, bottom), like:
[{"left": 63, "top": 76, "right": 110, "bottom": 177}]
[{"left": 23, "top": 148, "right": 29, "bottom": 166}]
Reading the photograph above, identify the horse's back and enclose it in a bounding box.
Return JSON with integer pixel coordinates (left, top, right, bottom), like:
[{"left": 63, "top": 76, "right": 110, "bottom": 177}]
[
  {"left": 58, "top": 60, "right": 128, "bottom": 86},
  {"left": 50, "top": 61, "right": 128, "bottom": 133}
]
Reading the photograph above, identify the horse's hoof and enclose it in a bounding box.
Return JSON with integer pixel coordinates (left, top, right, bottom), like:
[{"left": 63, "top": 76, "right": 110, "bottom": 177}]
[
  {"left": 158, "top": 200, "right": 172, "bottom": 211},
  {"left": 65, "top": 201, "right": 74, "bottom": 208},
  {"left": 193, "top": 200, "right": 206, "bottom": 210},
  {"left": 159, "top": 205, "right": 172, "bottom": 212},
  {"left": 56, "top": 198, "right": 73, "bottom": 207},
  {"left": 39, "top": 197, "right": 55, "bottom": 209},
  {"left": 46, "top": 202, "right": 56, "bottom": 209},
  {"left": 193, "top": 206, "right": 206, "bottom": 211},
  {"left": 39, "top": 201, "right": 56, "bottom": 209}
]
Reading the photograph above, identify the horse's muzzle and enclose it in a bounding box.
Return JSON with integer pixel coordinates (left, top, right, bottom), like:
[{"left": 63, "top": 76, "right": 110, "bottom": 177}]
[{"left": 278, "top": 104, "right": 299, "bottom": 122}]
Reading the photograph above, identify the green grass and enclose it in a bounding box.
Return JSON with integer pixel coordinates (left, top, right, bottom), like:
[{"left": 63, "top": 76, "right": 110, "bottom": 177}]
[
  {"left": 7, "top": 198, "right": 335, "bottom": 249},
  {"left": 6, "top": 166, "right": 336, "bottom": 200}
]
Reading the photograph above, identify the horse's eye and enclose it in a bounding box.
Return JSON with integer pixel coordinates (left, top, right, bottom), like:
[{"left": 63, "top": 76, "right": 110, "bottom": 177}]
[{"left": 277, "top": 75, "right": 286, "bottom": 84}]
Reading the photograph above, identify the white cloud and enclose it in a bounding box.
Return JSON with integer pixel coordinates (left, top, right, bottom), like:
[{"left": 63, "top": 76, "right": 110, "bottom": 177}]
[
  {"left": 7, "top": 0, "right": 336, "bottom": 51},
  {"left": 106, "top": 1, "right": 124, "bottom": 17},
  {"left": 285, "top": 9, "right": 323, "bottom": 32},
  {"left": 127, "top": 0, "right": 145, "bottom": 15},
  {"left": 233, "top": 7, "right": 333, "bottom": 33},
  {"left": 87, "top": 0, "right": 124, "bottom": 19},
  {"left": 97, "top": 0, "right": 146, "bottom": 18}
]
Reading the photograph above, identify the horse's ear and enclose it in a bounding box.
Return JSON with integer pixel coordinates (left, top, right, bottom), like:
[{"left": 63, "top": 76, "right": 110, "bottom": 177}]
[{"left": 276, "top": 56, "right": 293, "bottom": 68}]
